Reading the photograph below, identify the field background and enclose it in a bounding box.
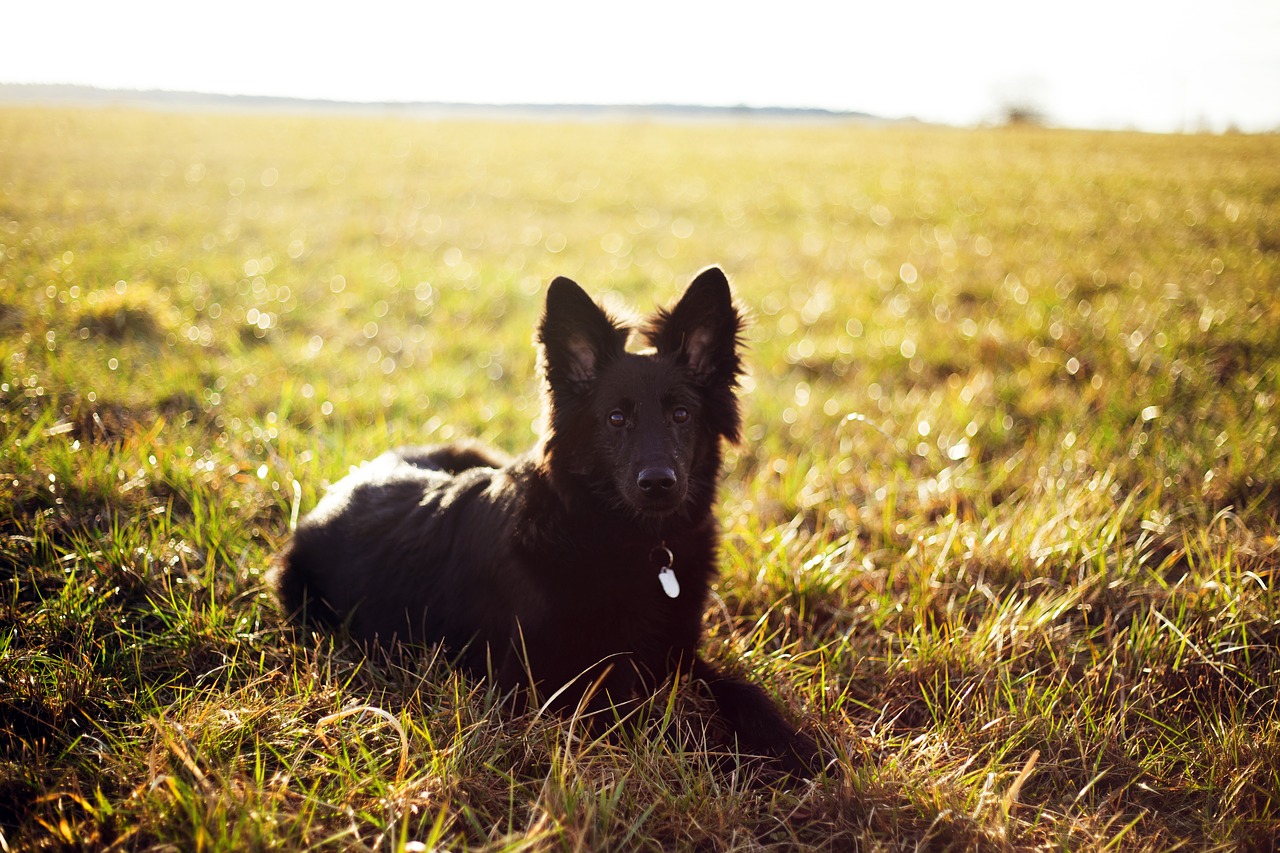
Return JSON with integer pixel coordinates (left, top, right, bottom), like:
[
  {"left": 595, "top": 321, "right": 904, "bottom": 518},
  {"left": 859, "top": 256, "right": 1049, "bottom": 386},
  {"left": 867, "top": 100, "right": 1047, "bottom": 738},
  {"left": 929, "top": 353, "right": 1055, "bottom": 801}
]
[{"left": 2, "top": 106, "right": 1278, "bottom": 850}]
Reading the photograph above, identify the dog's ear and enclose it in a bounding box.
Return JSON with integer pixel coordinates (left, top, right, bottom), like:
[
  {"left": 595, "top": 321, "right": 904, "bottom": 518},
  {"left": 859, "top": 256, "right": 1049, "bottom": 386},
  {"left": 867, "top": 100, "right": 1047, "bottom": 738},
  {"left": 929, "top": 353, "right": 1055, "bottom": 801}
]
[
  {"left": 646, "top": 266, "right": 744, "bottom": 387},
  {"left": 646, "top": 267, "right": 745, "bottom": 442},
  {"left": 539, "top": 276, "right": 629, "bottom": 389}
]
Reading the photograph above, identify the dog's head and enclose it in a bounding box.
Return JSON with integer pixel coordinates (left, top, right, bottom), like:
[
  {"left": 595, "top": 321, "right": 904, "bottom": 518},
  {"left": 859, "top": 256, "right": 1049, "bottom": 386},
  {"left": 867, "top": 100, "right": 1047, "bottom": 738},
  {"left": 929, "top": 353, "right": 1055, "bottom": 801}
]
[{"left": 538, "top": 267, "right": 744, "bottom": 518}]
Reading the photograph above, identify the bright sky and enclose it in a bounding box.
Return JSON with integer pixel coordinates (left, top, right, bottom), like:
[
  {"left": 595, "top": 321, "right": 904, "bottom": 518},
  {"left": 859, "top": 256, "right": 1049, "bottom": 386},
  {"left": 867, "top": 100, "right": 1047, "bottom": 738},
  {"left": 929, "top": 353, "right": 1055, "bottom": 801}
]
[{"left": 6, "top": 0, "right": 1279, "bottom": 132}]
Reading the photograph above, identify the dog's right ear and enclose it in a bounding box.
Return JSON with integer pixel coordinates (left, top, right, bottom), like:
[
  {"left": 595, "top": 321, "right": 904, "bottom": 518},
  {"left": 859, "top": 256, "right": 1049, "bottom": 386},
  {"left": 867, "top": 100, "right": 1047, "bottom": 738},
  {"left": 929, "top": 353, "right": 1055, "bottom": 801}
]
[{"left": 538, "top": 277, "right": 629, "bottom": 390}]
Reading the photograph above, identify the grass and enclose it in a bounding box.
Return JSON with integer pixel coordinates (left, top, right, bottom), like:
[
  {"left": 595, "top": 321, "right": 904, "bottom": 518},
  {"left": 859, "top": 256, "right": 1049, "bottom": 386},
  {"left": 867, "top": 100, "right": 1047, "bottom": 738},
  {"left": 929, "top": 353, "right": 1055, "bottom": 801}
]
[{"left": 1, "top": 104, "right": 1278, "bottom": 850}]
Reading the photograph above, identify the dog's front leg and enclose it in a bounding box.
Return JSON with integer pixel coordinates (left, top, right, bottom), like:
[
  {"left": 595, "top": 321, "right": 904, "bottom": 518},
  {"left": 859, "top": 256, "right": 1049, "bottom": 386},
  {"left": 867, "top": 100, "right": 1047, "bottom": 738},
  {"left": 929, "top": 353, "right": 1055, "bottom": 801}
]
[{"left": 690, "top": 656, "right": 822, "bottom": 776}]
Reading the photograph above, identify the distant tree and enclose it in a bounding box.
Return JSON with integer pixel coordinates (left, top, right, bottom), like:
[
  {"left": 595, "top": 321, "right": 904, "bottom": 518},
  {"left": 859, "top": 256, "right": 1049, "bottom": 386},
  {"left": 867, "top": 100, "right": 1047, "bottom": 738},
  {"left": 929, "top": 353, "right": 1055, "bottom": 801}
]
[
  {"left": 1002, "top": 101, "right": 1047, "bottom": 127},
  {"left": 991, "top": 74, "right": 1050, "bottom": 128}
]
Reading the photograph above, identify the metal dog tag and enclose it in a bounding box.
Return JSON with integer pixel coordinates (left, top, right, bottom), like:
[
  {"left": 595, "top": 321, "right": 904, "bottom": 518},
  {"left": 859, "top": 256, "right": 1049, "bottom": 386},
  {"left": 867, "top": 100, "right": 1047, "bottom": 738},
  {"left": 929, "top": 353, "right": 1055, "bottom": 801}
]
[
  {"left": 651, "top": 543, "right": 679, "bottom": 598},
  {"left": 658, "top": 567, "right": 680, "bottom": 599}
]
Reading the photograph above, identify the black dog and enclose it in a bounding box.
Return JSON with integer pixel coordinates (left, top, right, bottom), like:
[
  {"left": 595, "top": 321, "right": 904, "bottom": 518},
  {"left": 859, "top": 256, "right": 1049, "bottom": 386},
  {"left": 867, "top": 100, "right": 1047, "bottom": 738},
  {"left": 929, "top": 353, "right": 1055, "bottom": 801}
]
[{"left": 271, "top": 267, "right": 819, "bottom": 773}]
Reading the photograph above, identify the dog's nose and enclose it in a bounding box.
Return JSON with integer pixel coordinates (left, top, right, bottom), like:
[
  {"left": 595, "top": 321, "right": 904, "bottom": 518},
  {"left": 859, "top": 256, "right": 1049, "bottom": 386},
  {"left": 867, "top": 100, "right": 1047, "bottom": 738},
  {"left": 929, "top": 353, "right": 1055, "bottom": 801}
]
[{"left": 637, "top": 467, "right": 677, "bottom": 493}]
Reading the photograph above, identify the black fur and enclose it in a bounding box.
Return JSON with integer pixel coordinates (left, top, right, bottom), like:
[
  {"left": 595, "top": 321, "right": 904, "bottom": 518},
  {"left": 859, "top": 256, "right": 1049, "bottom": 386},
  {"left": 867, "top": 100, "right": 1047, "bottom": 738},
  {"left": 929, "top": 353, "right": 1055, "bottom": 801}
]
[{"left": 270, "top": 267, "right": 820, "bottom": 773}]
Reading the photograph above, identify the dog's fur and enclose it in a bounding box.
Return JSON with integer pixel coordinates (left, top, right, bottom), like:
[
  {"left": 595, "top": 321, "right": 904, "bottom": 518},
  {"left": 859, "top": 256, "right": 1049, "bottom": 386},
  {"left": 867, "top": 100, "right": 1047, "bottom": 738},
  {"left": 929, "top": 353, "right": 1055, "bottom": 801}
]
[{"left": 271, "top": 267, "right": 819, "bottom": 772}]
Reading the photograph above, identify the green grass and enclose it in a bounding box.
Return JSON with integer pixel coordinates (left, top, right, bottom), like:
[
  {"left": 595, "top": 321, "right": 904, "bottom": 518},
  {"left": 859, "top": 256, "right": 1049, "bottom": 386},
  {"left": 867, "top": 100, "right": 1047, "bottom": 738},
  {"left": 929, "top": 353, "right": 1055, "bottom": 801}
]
[{"left": 2, "top": 105, "right": 1279, "bottom": 850}]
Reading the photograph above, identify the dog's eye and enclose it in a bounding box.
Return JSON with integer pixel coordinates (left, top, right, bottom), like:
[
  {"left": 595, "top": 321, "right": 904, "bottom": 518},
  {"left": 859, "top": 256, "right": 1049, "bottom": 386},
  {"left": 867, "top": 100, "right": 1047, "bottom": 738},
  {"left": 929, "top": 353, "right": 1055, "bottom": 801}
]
[
  {"left": 671, "top": 406, "right": 690, "bottom": 424},
  {"left": 608, "top": 410, "right": 626, "bottom": 429}
]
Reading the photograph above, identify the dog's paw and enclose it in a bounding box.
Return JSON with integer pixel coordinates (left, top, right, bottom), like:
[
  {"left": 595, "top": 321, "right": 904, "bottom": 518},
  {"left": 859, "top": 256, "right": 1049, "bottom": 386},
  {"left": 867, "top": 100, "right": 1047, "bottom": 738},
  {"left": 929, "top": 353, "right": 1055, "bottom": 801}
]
[{"left": 780, "top": 729, "right": 825, "bottom": 777}]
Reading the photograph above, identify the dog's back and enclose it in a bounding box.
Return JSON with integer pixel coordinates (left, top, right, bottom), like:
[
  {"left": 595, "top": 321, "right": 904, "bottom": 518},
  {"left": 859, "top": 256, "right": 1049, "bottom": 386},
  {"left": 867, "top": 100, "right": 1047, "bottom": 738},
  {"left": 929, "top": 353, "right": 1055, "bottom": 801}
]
[{"left": 274, "top": 448, "right": 524, "bottom": 656}]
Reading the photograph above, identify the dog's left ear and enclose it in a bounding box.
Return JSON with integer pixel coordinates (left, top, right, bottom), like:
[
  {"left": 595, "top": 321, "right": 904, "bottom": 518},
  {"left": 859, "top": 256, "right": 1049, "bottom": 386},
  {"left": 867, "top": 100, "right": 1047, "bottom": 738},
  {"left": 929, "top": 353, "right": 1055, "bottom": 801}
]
[
  {"left": 646, "top": 266, "right": 744, "bottom": 387},
  {"left": 539, "top": 276, "right": 630, "bottom": 391}
]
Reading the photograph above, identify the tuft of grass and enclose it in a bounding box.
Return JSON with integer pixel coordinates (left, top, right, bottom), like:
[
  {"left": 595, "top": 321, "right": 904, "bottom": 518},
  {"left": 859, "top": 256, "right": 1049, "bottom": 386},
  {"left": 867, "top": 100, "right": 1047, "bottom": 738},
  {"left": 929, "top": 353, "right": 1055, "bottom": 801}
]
[
  {"left": 69, "top": 281, "right": 181, "bottom": 341},
  {"left": 2, "top": 105, "right": 1279, "bottom": 849}
]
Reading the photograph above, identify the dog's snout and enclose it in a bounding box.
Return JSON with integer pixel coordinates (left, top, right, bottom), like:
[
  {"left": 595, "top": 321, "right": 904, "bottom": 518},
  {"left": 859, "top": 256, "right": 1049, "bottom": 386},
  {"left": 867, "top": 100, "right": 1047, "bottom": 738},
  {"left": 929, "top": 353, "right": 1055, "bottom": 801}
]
[{"left": 637, "top": 467, "right": 678, "bottom": 493}]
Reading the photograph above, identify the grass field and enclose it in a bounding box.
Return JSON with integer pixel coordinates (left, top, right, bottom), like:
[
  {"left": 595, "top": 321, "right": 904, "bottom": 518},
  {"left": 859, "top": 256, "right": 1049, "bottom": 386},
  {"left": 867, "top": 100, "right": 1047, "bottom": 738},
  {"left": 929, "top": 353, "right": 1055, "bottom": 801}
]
[{"left": 2, "top": 105, "right": 1279, "bottom": 850}]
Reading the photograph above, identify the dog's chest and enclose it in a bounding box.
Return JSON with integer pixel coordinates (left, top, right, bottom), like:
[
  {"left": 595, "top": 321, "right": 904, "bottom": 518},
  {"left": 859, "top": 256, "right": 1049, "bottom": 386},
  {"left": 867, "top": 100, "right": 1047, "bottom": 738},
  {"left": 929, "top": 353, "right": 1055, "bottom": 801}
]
[{"left": 550, "top": 545, "right": 707, "bottom": 649}]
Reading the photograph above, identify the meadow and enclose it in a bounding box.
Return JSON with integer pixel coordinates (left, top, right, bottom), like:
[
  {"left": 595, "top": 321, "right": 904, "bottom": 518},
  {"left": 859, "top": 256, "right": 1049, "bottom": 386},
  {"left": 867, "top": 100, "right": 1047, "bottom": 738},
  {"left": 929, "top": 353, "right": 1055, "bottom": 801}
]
[{"left": 1, "top": 105, "right": 1278, "bottom": 850}]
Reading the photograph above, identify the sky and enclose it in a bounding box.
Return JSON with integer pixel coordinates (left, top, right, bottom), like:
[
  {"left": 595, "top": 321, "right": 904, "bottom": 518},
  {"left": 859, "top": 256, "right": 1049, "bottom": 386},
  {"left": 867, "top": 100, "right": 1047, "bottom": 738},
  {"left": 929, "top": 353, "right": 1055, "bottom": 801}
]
[{"left": 5, "top": 0, "right": 1279, "bottom": 132}]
